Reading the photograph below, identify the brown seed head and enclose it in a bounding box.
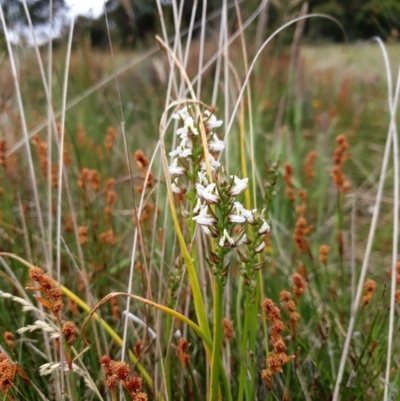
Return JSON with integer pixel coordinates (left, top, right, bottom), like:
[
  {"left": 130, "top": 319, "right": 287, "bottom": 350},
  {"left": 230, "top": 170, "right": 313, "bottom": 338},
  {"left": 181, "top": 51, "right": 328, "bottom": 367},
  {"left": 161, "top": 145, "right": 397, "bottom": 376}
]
[
  {"left": 273, "top": 339, "right": 287, "bottom": 353},
  {"left": 260, "top": 298, "right": 275, "bottom": 313},
  {"left": 286, "top": 300, "right": 297, "bottom": 313},
  {"left": 222, "top": 317, "right": 234, "bottom": 341},
  {"left": 0, "top": 352, "right": 15, "bottom": 393},
  {"left": 125, "top": 376, "right": 143, "bottom": 393},
  {"left": 279, "top": 290, "right": 291, "bottom": 302},
  {"left": 292, "top": 273, "right": 307, "bottom": 297},
  {"left": 106, "top": 375, "right": 117, "bottom": 391},
  {"left": 112, "top": 362, "right": 130, "bottom": 380},
  {"left": 364, "top": 279, "right": 376, "bottom": 293},
  {"left": 134, "top": 393, "right": 148, "bottom": 401},
  {"left": 62, "top": 321, "right": 77, "bottom": 345},
  {"left": 134, "top": 150, "right": 149, "bottom": 171},
  {"left": 29, "top": 266, "right": 44, "bottom": 282}
]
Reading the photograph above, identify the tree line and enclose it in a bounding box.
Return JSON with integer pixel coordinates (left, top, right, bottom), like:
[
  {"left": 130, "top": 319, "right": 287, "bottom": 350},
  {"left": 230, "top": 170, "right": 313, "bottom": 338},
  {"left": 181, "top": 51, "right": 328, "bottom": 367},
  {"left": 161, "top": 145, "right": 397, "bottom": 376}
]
[{"left": 1, "top": 0, "right": 399, "bottom": 46}]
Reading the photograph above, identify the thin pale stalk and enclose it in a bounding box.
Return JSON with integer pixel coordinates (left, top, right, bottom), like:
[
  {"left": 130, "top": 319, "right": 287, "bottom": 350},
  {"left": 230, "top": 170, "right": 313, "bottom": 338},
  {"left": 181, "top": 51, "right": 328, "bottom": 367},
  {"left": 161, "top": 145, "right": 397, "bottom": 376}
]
[
  {"left": 210, "top": 280, "right": 224, "bottom": 401},
  {"left": 333, "top": 37, "right": 400, "bottom": 401},
  {"left": 196, "top": 0, "right": 208, "bottom": 99},
  {"left": 47, "top": 0, "right": 53, "bottom": 276},
  {"left": 225, "top": 13, "right": 340, "bottom": 140},
  {"left": 54, "top": 21, "right": 74, "bottom": 399},
  {"left": 383, "top": 65, "right": 400, "bottom": 401},
  {"left": 17, "top": 194, "right": 33, "bottom": 263},
  {"left": 0, "top": 4, "right": 49, "bottom": 269}
]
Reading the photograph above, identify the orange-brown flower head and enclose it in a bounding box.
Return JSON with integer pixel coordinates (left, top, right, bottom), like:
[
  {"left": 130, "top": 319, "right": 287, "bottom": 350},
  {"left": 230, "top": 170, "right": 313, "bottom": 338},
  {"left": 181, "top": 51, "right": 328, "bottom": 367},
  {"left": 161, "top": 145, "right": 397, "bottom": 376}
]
[
  {"left": 319, "top": 245, "right": 330, "bottom": 264},
  {"left": 361, "top": 279, "right": 376, "bottom": 308},
  {"left": 395, "top": 289, "right": 400, "bottom": 303},
  {"left": 112, "top": 361, "right": 130, "bottom": 380},
  {"left": 78, "top": 225, "right": 88, "bottom": 245},
  {"left": 292, "top": 273, "right": 307, "bottom": 297},
  {"left": 105, "top": 127, "right": 117, "bottom": 151},
  {"left": 134, "top": 393, "right": 148, "bottom": 401},
  {"left": 125, "top": 376, "right": 143, "bottom": 394},
  {"left": 0, "top": 352, "right": 15, "bottom": 394},
  {"left": 273, "top": 338, "right": 287, "bottom": 353},
  {"left": 331, "top": 134, "right": 350, "bottom": 193},
  {"left": 177, "top": 338, "right": 190, "bottom": 368},
  {"left": 29, "top": 266, "right": 44, "bottom": 282},
  {"left": 134, "top": 150, "right": 149, "bottom": 171},
  {"left": 28, "top": 268, "right": 64, "bottom": 313},
  {"left": 280, "top": 290, "right": 291, "bottom": 302},
  {"left": 106, "top": 375, "right": 117, "bottom": 391},
  {"left": 304, "top": 150, "right": 317, "bottom": 184},
  {"left": 62, "top": 321, "right": 77, "bottom": 345},
  {"left": 222, "top": 318, "right": 234, "bottom": 341},
  {"left": 260, "top": 298, "right": 275, "bottom": 313},
  {"left": 3, "top": 333, "right": 14, "bottom": 351},
  {"left": 0, "top": 138, "right": 7, "bottom": 168},
  {"left": 283, "top": 162, "right": 293, "bottom": 186}
]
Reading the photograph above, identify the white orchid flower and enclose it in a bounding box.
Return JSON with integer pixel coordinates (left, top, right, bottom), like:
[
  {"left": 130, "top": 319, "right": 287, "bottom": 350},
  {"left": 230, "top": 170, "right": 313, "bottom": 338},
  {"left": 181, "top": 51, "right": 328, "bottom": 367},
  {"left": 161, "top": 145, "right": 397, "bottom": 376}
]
[
  {"left": 219, "top": 228, "right": 235, "bottom": 248},
  {"left": 208, "top": 133, "right": 225, "bottom": 152},
  {"left": 176, "top": 116, "right": 199, "bottom": 137},
  {"left": 192, "top": 204, "right": 217, "bottom": 226},
  {"left": 228, "top": 201, "right": 252, "bottom": 223},
  {"left": 171, "top": 179, "right": 187, "bottom": 194},
  {"left": 193, "top": 198, "right": 203, "bottom": 214},
  {"left": 258, "top": 220, "right": 270, "bottom": 235},
  {"left": 204, "top": 110, "right": 223, "bottom": 129},
  {"left": 200, "top": 154, "right": 221, "bottom": 172},
  {"left": 197, "top": 171, "right": 208, "bottom": 186},
  {"left": 200, "top": 225, "right": 213, "bottom": 236},
  {"left": 199, "top": 183, "right": 220, "bottom": 204},
  {"left": 168, "top": 158, "right": 186, "bottom": 177},
  {"left": 172, "top": 106, "right": 191, "bottom": 121},
  {"left": 254, "top": 240, "right": 265, "bottom": 253},
  {"left": 227, "top": 175, "right": 248, "bottom": 197},
  {"left": 169, "top": 138, "right": 193, "bottom": 158}
]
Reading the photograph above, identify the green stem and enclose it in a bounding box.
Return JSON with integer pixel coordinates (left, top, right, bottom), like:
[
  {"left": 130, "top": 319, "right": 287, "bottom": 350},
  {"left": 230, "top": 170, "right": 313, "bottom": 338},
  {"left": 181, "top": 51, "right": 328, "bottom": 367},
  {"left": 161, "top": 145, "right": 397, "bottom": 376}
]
[
  {"left": 220, "top": 363, "right": 233, "bottom": 401},
  {"left": 210, "top": 280, "right": 224, "bottom": 401},
  {"left": 165, "top": 313, "right": 173, "bottom": 401},
  {"left": 247, "top": 280, "right": 262, "bottom": 400},
  {"left": 238, "top": 292, "right": 252, "bottom": 401}
]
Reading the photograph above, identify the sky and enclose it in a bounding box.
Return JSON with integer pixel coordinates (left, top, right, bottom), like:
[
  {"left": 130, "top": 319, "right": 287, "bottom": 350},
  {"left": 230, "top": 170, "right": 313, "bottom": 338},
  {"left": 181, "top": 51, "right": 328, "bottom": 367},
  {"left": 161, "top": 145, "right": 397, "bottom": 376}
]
[
  {"left": 7, "top": 0, "right": 109, "bottom": 44},
  {"left": 66, "top": 0, "right": 107, "bottom": 19}
]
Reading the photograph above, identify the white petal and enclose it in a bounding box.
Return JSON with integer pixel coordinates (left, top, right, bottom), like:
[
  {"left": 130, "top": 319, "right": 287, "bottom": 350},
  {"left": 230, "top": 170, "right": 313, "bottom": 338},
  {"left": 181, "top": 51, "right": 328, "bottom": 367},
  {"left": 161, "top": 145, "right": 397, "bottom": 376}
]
[
  {"left": 200, "top": 183, "right": 221, "bottom": 204},
  {"left": 192, "top": 205, "right": 217, "bottom": 226},
  {"left": 254, "top": 241, "right": 265, "bottom": 253},
  {"left": 193, "top": 198, "right": 203, "bottom": 214},
  {"left": 197, "top": 171, "right": 208, "bottom": 186},
  {"left": 168, "top": 159, "right": 186, "bottom": 177},
  {"left": 172, "top": 179, "right": 186, "bottom": 194},
  {"left": 258, "top": 220, "right": 270, "bottom": 235},
  {"left": 219, "top": 228, "right": 235, "bottom": 247},
  {"left": 228, "top": 176, "right": 248, "bottom": 196},
  {"left": 235, "top": 232, "right": 248, "bottom": 247},
  {"left": 200, "top": 225, "right": 212, "bottom": 236},
  {"left": 205, "top": 112, "right": 223, "bottom": 129},
  {"left": 200, "top": 154, "right": 221, "bottom": 172},
  {"left": 208, "top": 134, "right": 225, "bottom": 152},
  {"left": 195, "top": 183, "right": 205, "bottom": 197},
  {"left": 228, "top": 214, "right": 246, "bottom": 223}
]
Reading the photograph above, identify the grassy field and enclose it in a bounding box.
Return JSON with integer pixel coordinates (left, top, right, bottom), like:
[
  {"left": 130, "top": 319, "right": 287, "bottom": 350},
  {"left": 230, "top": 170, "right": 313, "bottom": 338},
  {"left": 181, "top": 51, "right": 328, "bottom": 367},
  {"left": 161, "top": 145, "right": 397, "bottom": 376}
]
[{"left": 0, "top": 9, "right": 399, "bottom": 401}]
